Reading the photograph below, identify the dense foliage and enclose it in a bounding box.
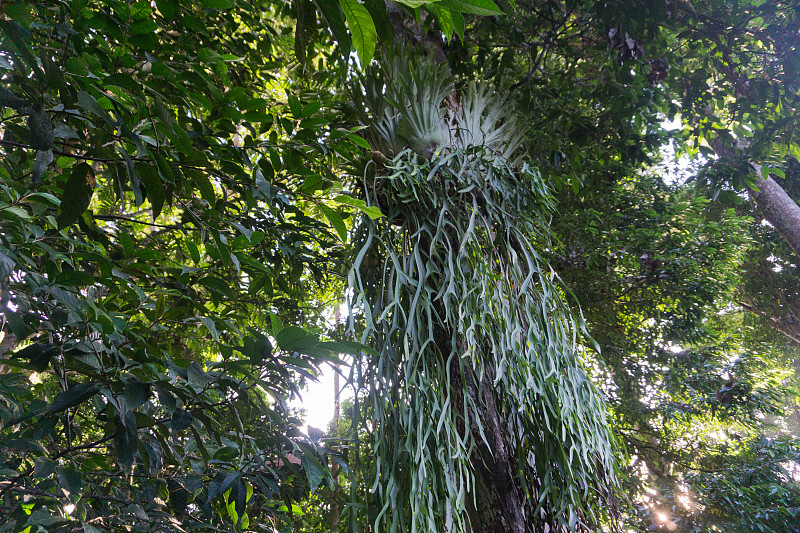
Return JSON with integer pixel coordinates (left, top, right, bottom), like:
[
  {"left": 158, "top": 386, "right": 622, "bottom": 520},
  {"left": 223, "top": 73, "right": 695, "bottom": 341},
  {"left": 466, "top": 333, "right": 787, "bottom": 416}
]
[
  {"left": 0, "top": 1, "right": 369, "bottom": 531},
  {"left": 2, "top": 0, "right": 800, "bottom": 532}
]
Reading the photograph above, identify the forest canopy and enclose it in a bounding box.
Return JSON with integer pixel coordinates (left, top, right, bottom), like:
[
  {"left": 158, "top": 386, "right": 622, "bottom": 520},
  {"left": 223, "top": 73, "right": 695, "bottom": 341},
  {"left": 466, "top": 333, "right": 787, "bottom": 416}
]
[{"left": 1, "top": 0, "right": 799, "bottom": 532}]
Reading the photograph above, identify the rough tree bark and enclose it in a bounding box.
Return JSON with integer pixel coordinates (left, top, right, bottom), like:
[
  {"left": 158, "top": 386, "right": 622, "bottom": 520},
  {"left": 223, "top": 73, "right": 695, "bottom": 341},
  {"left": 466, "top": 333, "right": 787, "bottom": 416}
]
[
  {"left": 747, "top": 172, "right": 800, "bottom": 258},
  {"left": 448, "top": 325, "right": 529, "bottom": 531},
  {"left": 0, "top": 331, "right": 17, "bottom": 374},
  {"left": 466, "top": 377, "right": 528, "bottom": 533},
  {"left": 443, "top": 328, "right": 529, "bottom": 532}
]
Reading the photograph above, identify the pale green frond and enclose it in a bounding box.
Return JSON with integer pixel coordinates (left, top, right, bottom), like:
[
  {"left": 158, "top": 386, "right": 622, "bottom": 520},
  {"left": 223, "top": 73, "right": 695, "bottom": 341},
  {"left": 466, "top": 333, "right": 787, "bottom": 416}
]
[
  {"left": 347, "top": 145, "right": 618, "bottom": 532},
  {"left": 453, "top": 81, "right": 526, "bottom": 164},
  {"left": 385, "top": 58, "right": 453, "bottom": 156}
]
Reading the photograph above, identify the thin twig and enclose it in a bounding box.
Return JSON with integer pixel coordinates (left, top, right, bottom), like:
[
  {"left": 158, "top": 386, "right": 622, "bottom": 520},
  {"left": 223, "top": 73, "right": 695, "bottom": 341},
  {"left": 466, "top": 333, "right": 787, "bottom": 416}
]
[{"left": 93, "top": 214, "right": 182, "bottom": 230}]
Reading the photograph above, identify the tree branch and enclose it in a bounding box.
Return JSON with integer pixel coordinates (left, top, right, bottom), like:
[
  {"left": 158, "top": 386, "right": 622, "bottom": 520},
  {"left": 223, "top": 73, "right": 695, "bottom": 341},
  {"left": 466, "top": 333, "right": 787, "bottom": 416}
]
[{"left": 93, "top": 214, "right": 182, "bottom": 230}]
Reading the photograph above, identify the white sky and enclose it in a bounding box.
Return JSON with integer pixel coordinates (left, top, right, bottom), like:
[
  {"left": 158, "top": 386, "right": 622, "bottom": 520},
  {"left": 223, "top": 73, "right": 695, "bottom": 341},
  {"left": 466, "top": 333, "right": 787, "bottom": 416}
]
[{"left": 291, "top": 363, "right": 350, "bottom": 432}]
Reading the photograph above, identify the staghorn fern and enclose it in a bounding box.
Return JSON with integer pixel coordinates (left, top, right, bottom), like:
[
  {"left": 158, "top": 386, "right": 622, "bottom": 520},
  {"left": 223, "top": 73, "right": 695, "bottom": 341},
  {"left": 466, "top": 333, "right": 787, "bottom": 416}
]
[
  {"left": 364, "top": 57, "right": 524, "bottom": 162},
  {"left": 346, "top": 58, "right": 618, "bottom": 532}
]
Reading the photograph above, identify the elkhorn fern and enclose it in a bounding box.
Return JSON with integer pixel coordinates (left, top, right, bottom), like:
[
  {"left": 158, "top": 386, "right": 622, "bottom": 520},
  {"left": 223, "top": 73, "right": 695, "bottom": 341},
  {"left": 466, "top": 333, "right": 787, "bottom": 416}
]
[{"left": 347, "top": 57, "right": 618, "bottom": 532}]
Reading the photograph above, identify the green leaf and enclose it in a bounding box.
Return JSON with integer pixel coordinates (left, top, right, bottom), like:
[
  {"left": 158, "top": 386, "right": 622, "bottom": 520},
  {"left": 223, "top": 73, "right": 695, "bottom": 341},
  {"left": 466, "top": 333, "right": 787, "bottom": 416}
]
[
  {"left": 5, "top": 438, "right": 47, "bottom": 453},
  {"left": 333, "top": 193, "right": 366, "bottom": 208},
  {"left": 339, "top": 0, "right": 377, "bottom": 66},
  {"left": 55, "top": 270, "right": 95, "bottom": 286},
  {"left": 394, "top": 0, "right": 436, "bottom": 7},
  {"left": 10, "top": 343, "right": 56, "bottom": 372},
  {"left": 155, "top": 0, "right": 177, "bottom": 19},
  {"left": 269, "top": 313, "right": 284, "bottom": 334},
  {"left": 298, "top": 173, "right": 324, "bottom": 193},
  {"left": 57, "top": 163, "right": 94, "bottom": 228},
  {"left": 56, "top": 466, "right": 83, "bottom": 502},
  {"left": 171, "top": 408, "right": 193, "bottom": 432},
  {"left": 441, "top": 0, "right": 503, "bottom": 16},
  {"left": 118, "top": 145, "right": 144, "bottom": 206},
  {"left": 130, "top": 19, "right": 158, "bottom": 35},
  {"left": 363, "top": 0, "right": 390, "bottom": 43},
  {"left": 202, "top": 0, "right": 235, "bottom": 8},
  {"left": 115, "top": 410, "right": 138, "bottom": 468},
  {"left": 123, "top": 380, "right": 151, "bottom": 411},
  {"left": 320, "top": 204, "right": 347, "bottom": 241},
  {"left": 287, "top": 94, "right": 303, "bottom": 118},
  {"left": 333, "top": 193, "right": 383, "bottom": 217},
  {"left": 155, "top": 386, "right": 177, "bottom": 413},
  {"left": 27, "top": 105, "right": 54, "bottom": 151},
  {"left": 314, "top": 0, "right": 352, "bottom": 55},
  {"left": 451, "top": 10, "right": 465, "bottom": 45},
  {"left": 276, "top": 326, "right": 318, "bottom": 352},
  {"left": 295, "top": 0, "right": 310, "bottom": 66},
  {"left": 348, "top": 133, "right": 371, "bottom": 149},
  {"left": 4, "top": 309, "right": 32, "bottom": 339},
  {"left": 105, "top": 73, "right": 141, "bottom": 94},
  {"left": 361, "top": 205, "right": 384, "bottom": 219},
  {"left": 0, "top": 205, "right": 31, "bottom": 220},
  {"left": 188, "top": 362, "right": 215, "bottom": 386},
  {"left": 49, "top": 383, "right": 102, "bottom": 414},
  {"left": 152, "top": 151, "right": 176, "bottom": 183},
  {"left": 4, "top": 2, "right": 32, "bottom": 28},
  {"left": 207, "top": 472, "right": 225, "bottom": 501},
  {"left": 120, "top": 231, "right": 134, "bottom": 258},
  {"left": 298, "top": 445, "right": 325, "bottom": 493},
  {"left": 200, "top": 316, "right": 220, "bottom": 341},
  {"left": 0, "top": 19, "right": 44, "bottom": 81},
  {"left": 137, "top": 163, "right": 165, "bottom": 217},
  {"left": 23, "top": 192, "right": 60, "bottom": 206},
  {"left": 242, "top": 335, "right": 272, "bottom": 364},
  {"left": 427, "top": 4, "right": 455, "bottom": 40},
  {"left": 65, "top": 56, "right": 89, "bottom": 76},
  {"left": 168, "top": 479, "right": 190, "bottom": 514},
  {"left": 34, "top": 457, "right": 56, "bottom": 479},
  {"left": 186, "top": 240, "right": 201, "bottom": 263},
  {"left": 192, "top": 171, "right": 216, "bottom": 203},
  {"left": 231, "top": 477, "right": 247, "bottom": 524},
  {"left": 198, "top": 276, "right": 234, "bottom": 298},
  {"left": 25, "top": 508, "right": 68, "bottom": 527},
  {"left": 301, "top": 101, "right": 322, "bottom": 117},
  {"left": 0, "top": 87, "right": 26, "bottom": 109},
  {"left": 77, "top": 91, "right": 115, "bottom": 126},
  {"left": 83, "top": 522, "right": 107, "bottom": 533},
  {"left": 218, "top": 471, "right": 240, "bottom": 498}
]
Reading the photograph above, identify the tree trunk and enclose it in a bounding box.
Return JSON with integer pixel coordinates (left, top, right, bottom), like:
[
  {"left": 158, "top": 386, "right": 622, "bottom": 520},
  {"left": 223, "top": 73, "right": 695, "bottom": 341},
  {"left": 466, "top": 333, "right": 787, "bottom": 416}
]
[
  {"left": 748, "top": 173, "right": 800, "bottom": 257},
  {"left": 329, "top": 366, "right": 341, "bottom": 527},
  {"left": 448, "top": 335, "right": 528, "bottom": 532},
  {"left": 466, "top": 376, "right": 527, "bottom": 533},
  {"left": 0, "top": 331, "right": 16, "bottom": 374},
  {"left": 709, "top": 137, "right": 800, "bottom": 345}
]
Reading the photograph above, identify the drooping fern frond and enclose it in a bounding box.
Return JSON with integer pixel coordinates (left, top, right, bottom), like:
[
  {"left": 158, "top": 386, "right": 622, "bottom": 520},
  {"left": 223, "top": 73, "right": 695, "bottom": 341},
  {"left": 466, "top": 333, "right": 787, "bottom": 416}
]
[{"left": 346, "top": 58, "right": 618, "bottom": 532}]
